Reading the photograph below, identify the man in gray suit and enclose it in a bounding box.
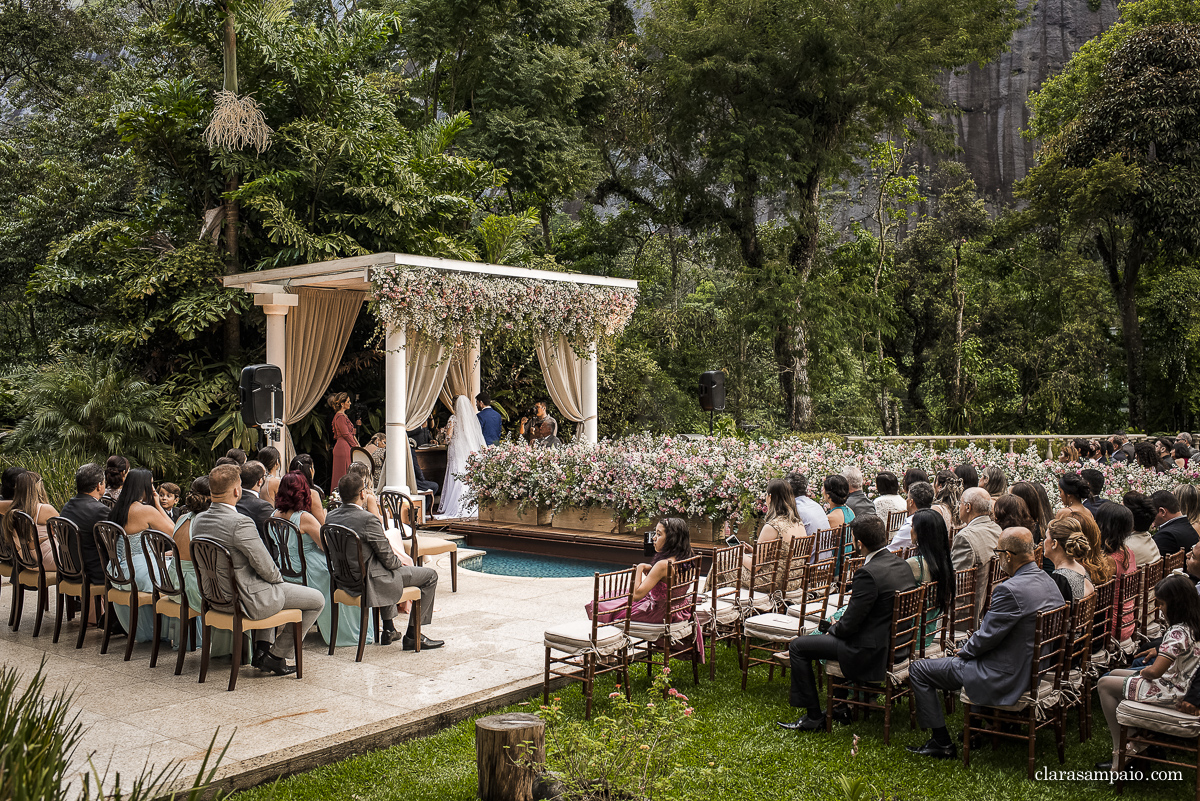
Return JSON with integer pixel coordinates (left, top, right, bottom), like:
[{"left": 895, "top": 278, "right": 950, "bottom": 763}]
[
  {"left": 190, "top": 464, "right": 325, "bottom": 675},
  {"left": 906, "top": 527, "right": 1065, "bottom": 759},
  {"left": 952, "top": 487, "right": 1004, "bottom": 621},
  {"left": 325, "top": 472, "right": 444, "bottom": 650},
  {"left": 841, "top": 465, "right": 878, "bottom": 521}
]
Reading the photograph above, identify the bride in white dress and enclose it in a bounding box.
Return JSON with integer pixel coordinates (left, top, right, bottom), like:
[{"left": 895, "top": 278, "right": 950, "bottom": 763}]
[{"left": 436, "top": 394, "right": 487, "bottom": 518}]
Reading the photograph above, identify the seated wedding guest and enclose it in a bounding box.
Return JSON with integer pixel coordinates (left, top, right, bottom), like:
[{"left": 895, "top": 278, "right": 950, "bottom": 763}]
[
  {"left": 741, "top": 480, "right": 805, "bottom": 585},
  {"left": 785, "top": 472, "right": 830, "bottom": 536},
  {"left": 1044, "top": 515, "right": 1096, "bottom": 600},
  {"left": 103, "top": 455, "right": 129, "bottom": 502},
  {"left": 980, "top": 466, "right": 1007, "bottom": 498},
  {"left": 952, "top": 487, "right": 1003, "bottom": 620},
  {"left": 226, "top": 448, "right": 248, "bottom": 466},
  {"left": 1111, "top": 432, "right": 1135, "bottom": 463},
  {"left": 58, "top": 463, "right": 110, "bottom": 584},
  {"left": 993, "top": 494, "right": 1035, "bottom": 535},
  {"left": 273, "top": 471, "right": 371, "bottom": 648},
  {"left": 236, "top": 461, "right": 275, "bottom": 540},
  {"left": 1176, "top": 442, "right": 1193, "bottom": 470},
  {"left": 1135, "top": 441, "right": 1160, "bottom": 472},
  {"left": 872, "top": 472, "right": 906, "bottom": 523},
  {"left": 1122, "top": 491, "right": 1162, "bottom": 567},
  {"left": 1096, "top": 573, "right": 1200, "bottom": 771},
  {"left": 408, "top": 419, "right": 433, "bottom": 448},
  {"left": 476, "top": 392, "right": 503, "bottom": 446},
  {"left": 109, "top": 468, "right": 176, "bottom": 642},
  {"left": 158, "top": 482, "right": 181, "bottom": 521},
  {"left": 215, "top": 457, "right": 238, "bottom": 467},
  {"left": 907, "top": 509, "right": 955, "bottom": 647},
  {"left": 1096, "top": 502, "right": 1138, "bottom": 643},
  {"left": 170, "top": 477, "right": 233, "bottom": 657},
  {"left": 932, "top": 470, "right": 962, "bottom": 530},
  {"left": 0, "top": 466, "right": 26, "bottom": 514},
  {"left": 823, "top": 475, "right": 854, "bottom": 529},
  {"left": 1009, "top": 481, "right": 1049, "bottom": 543},
  {"left": 953, "top": 463, "right": 979, "bottom": 490},
  {"left": 907, "top": 528, "right": 1064, "bottom": 760},
  {"left": 903, "top": 468, "right": 929, "bottom": 492},
  {"left": 4, "top": 471, "right": 58, "bottom": 569},
  {"left": 532, "top": 417, "right": 562, "bottom": 448},
  {"left": 841, "top": 466, "right": 877, "bottom": 521},
  {"left": 1174, "top": 484, "right": 1200, "bottom": 540},
  {"left": 326, "top": 472, "right": 442, "bottom": 650},
  {"left": 191, "top": 464, "right": 326, "bottom": 674},
  {"left": 1080, "top": 469, "right": 1109, "bottom": 515},
  {"left": 1156, "top": 437, "right": 1178, "bottom": 473},
  {"left": 888, "top": 481, "right": 934, "bottom": 552},
  {"left": 289, "top": 454, "right": 326, "bottom": 525},
  {"left": 1058, "top": 472, "right": 1094, "bottom": 521},
  {"left": 1060, "top": 508, "right": 1115, "bottom": 586},
  {"left": 589, "top": 518, "right": 701, "bottom": 656},
  {"left": 258, "top": 446, "right": 282, "bottom": 505},
  {"left": 331, "top": 462, "right": 386, "bottom": 522},
  {"left": 364, "top": 433, "right": 387, "bottom": 489},
  {"left": 1151, "top": 489, "right": 1200, "bottom": 556},
  {"left": 778, "top": 515, "right": 916, "bottom": 731}
]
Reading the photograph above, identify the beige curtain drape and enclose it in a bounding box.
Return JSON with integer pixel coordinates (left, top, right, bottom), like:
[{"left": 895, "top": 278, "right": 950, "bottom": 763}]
[
  {"left": 536, "top": 332, "right": 585, "bottom": 436},
  {"left": 403, "top": 330, "right": 452, "bottom": 493},
  {"left": 281, "top": 287, "right": 366, "bottom": 467},
  {"left": 438, "top": 340, "right": 481, "bottom": 412}
]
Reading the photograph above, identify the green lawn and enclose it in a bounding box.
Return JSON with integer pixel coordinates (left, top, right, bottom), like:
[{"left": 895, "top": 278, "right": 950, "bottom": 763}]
[{"left": 232, "top": 646, "right": 1195, "bottom": 801}]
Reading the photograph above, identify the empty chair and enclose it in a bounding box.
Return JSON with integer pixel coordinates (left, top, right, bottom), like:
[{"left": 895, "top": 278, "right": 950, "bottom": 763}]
[
  {"left": 46, "top": 517, "right": 104, "bottom": 648},
  {"left": 9, "top": 510, "right": 58, "bottom": 636},
  {"left": 190, "top": 537, "right": 305, "bottom": 691},
  {"left": 379, "top": 489, "right": 458, "bottom": 592},
  {"left": 1114, "top": 701, "right": 1200, "bottom": 801},
  {"left": 142, "top": 529, "right": 198, "bottom": 675},
  {"left": 887, "top": 510, "right": 907, "bottom": 533},
  {"left": 698, "top": 544, "right": 742, "bottom": 678},
  {"left": 1064, "top": 592, "right": 1098, "bottom": 742}
]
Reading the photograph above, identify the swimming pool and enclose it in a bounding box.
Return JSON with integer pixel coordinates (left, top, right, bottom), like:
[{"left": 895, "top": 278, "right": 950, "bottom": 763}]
[{"left": 460, "top": 548, "right": 628, "bottom": 578}]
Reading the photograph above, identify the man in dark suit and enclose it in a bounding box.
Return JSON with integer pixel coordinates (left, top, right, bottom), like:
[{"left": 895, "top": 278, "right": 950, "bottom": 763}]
[
  {"left": 235, "top": 461, "right": 276, "bottom": 549},
  {"left": 476, "top": 392, "right": 503, "bottom": 446},
  {"left": 58, "top": 463, "right": 110, "bottom": 584},
  {"left": 779, "top": 515, "right": 917, "bottom": 731},
  {"left": 190, "top": 464, "right": 325, "bottom": 675},
  {"left": 325, "top": 472, "right": 444, "bottom": 650},
  {"left": 906, "top": 527, "right": 1065, "bottom": 759},
  {"left": 1111, "top": 432, "right": 1136, "bottom": 463},
  {"left": 1151, "top": 490, "right": 1199, "bottom": 556}
]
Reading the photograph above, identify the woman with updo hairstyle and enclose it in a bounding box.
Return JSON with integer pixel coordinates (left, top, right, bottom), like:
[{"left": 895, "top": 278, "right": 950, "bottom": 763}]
[
  {"left": 1045, "top": 515, "right": 1095, "bottom": 600},
  {"left": 1059, "top": 507, "right": 1115, "bottom": 585},
  {"left": 104, "top": 455, "right": 129, "bottom": 501},
  {"left": 1058, "top": 472, "right": 1094, "bottom": 520},
  {"left": 1173, "top": 484, "right": 1200, "bottom": 540},
  {"left": 932, "top": 469, "right": 962, "bottom": 529},
  {"left": 326, "top": 391, "right": 359, "bottom": 492},
  {"left": 981, "top": 466, "right": 1008, "bottom": 498},
  {"left": 1095, "top": 501, "right": 1138, "bottom": 642},
  {"left": 288, "top": 454, "right": 326, "bottom": 525},
  {"left": 872, "top": 471, "right": 906, "bottom": 522},
  {"left": 822, "top": 474, "right": 854, "bottom": 528},
  {"left": 258, "top": 446, "right": 282, "bottom": 505}
]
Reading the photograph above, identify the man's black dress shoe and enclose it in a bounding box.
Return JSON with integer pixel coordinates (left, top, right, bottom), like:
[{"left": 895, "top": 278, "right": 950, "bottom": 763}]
[
  {"left": 777, "top": 714, "right": 826, "bottom": 732},
  {"left": 830, "top": 705, "right": 854, "bottom": 726},
  {"left": 905, "top": 738, "right": 958, "bottom": 760},
  {"left": 1095, "top": 761, "right": 1114, "bottom": 771},
  {"left": 257, "top": 651, "right": 297, "bottom": 676},
  {"left": 379, "top": 629, "right": 398, "bottom": 646},
  {"left": 402, "top": 634, "right": 445, "bottom": 651},
  {"left": 251, "top": 640, "right": 270, "bottom": 668}
]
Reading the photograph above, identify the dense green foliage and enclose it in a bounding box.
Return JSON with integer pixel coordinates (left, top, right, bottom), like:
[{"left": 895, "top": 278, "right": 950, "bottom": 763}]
[{"left": 2, "top": 0, "right": 1200, "bottom": 478}]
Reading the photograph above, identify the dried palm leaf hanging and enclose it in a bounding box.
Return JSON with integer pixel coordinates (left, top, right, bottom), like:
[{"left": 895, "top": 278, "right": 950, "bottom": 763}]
[{"left": 204, "top": 89, "right": 272, "bottom": 153}]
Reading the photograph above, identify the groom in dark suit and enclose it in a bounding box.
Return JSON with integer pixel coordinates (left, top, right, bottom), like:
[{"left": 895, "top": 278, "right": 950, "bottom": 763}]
[
  {"left": 779, "top": 515, "right": 918, "bottom": 731},
  {"left": 325, "top": 472, "right": 444, "bottom": 650},
  {"left": 476, "top": 392, "right": 502, "bottom": 446}
]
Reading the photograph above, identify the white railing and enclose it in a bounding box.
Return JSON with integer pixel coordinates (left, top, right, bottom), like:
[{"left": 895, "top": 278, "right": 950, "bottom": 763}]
[{"left": 845, "top": 434, "right": 1152, "bottom": 461}]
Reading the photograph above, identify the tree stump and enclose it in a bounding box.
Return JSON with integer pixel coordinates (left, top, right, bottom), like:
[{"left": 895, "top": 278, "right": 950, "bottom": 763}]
[{"left": 475, "top": 712, "right": 546, "bottom": 801}]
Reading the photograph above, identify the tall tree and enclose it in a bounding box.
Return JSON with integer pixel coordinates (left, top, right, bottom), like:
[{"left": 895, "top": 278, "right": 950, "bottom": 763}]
[{"left": 596, "top": 0, "right": 1023, "bottom": 430}]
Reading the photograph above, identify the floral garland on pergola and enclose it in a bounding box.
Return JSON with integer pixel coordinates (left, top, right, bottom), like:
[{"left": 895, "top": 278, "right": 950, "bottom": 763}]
[{"left": 370, "top": 266, "right": 638, "bottom": 352}]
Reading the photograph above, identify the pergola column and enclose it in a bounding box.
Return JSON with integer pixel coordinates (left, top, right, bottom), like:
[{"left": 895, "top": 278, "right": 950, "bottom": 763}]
[
  {"left": 255, "top": 292, "right": 299, "bottom": 444},
  {"left": 468, "top": 336, "right": 481, "bottom": 401},
  {"left": 384, "top": 325, "right": 409, "bottom": 493},
  {"left": 581, "top": 339, "right": 598, "bottom": 444}
]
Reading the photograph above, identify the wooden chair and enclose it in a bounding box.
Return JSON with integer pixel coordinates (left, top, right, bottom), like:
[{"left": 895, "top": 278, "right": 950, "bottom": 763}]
[
  {"left": 321, "top": 523, "right": 422, "bottom": 662},
  {"left": 95, "top": 521, "right": 151, "bottom": 661},
  {"left": 379, "top": 489, "right": 458, "bottom": 592},
  {"left": 836, "top": 555, "right": 867, "bottom": 608},
  {"left": 99, "top": 496, "right": 116, "bottom": 511},
  {"left": 265, "top": 517, "right": 309, "bottom": 586},
  {"left": 1084, "top": 579, "right": 1117, "bottom": 742},
  {"left": 46, "top": 517, "right": 104, "bottom": 648},
  {"left": 190, "top": 537, "right": 304, "bottom": 691},
  {"left": 543, "top": 567, "right": 635, "bottom": 720},
  {"left": 1064, "top": 592, "right": 1098, "bottom": 742},
  {"left": 886, "top": 510, "right": 907, "bottom": 533},
  {"left": 774, "top": 535, "right": 813, "bottom": 610},
  {"left": 0, "top": 513, "right": 16, "bottom": 628},
  {"left": 1117, "top": 566, "right": 1144, "bottom": 647},
  {"left": 1166, "top": 550, "right": 1186, "bottom": 574},
  {"left": 786, "top": 558, "right": 839, "bottom": 624},
  {"left": 9, "top": 510, "right": 58, "bottom": 636},
  {"left": 979, "top": 556, "right": 1006, "bottom": 618},
  {"left": 142, "top": 529, "right": 198, "bottom": 675},
  {"left": 1141, "top": 559, "right": 1167, "bottom": 641},
  {"left": 826, "top": 584, "right": 926, "bottom": 745},
  {"left": 962, "top": 604, "right": 1071, "bottom": 780},
  {"left": 628, "top": 556, "right": 704, "bottom": 686},
  {"left": 919, "top": 577, "right": 951, "bottom": 660},
  {"left": 732, "top": 539, "right": 780, "bottom": 618},
  {"left": 812, "top": 525, "right": 851, "bottom": 569},
  {"left": 350, "top": 446, "right": 374, "bottom": 469},
  {"left": 1115, "top": 700, "right": 1200, "bottom": 801},
  {"left": 950, "top": 565, "right": 980, "bottom": 641},
  {"left": 699, "top": 544, "right": 742, "bottom": 679}
]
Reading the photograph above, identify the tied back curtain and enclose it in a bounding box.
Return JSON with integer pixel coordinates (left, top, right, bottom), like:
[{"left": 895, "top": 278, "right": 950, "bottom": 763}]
[
  {"left": 536, "top": 332, "right": 586, "bottom": 438},
  {"left": 405, "top": 329, "right": 452, "bottom": 494},
  {"left": 281, "top": 287, "right": 366, "bottom": 468},
  {"left": 438, "top": 339, "right": 481, "bottom": 413}
]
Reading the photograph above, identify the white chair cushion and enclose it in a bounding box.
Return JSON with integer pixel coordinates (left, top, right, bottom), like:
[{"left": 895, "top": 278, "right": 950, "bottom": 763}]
[
  {"left": 627, "top": 620, "right": 695, "bottom": 644},
  {"left": 544, "top": 620, "right": 627, "bottom": 656},
  {"left": 961, "top": 679, "right": 1064, "bottom": 718},
  {"left": 743, "top": 613, "right": 805, "bottom": 641},
  {"left": 1116, "top": 700, "right": 1200, "bottom": 738},
  {"left": 696, "top": 599, "right": 740, "bottom": 626},
  {"left": 826, "top": 659, "right": 911, "bottom": 684}
]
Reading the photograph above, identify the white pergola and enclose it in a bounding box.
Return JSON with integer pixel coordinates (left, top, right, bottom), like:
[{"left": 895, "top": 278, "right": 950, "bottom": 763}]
[{"left": 224, "top": 252, "right": 638, "bottom": 495}]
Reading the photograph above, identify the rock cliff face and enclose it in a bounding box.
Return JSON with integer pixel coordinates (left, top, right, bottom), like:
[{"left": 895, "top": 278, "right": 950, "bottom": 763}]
[{"left": 928, "top": 0, "right": 1121, "bottom": 202}]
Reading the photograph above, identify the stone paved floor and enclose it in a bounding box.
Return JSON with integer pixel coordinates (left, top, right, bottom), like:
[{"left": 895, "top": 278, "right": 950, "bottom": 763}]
[{"left": 0, "top": 546, "right": 594, "bottom": 793}]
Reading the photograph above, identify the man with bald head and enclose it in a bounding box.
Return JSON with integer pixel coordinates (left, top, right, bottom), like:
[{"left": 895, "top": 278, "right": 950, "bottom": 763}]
[
  {"left": 952, "top": 486, "right": 1004, "bottom": 620},
  {"left": 906, "top": 527, "right": 1065, "bottom": 760}
]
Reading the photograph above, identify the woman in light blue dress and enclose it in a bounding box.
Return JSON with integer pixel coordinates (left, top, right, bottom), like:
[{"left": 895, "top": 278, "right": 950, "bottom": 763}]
[
  {"left": 110, "top": 468, "right": 175, "bottom": 643},
  {"left": 273, "top": 471, "right": 369, "bottom": 647},
  {"left": 168, "top": 477, "right": 235, "bottom": 657}
]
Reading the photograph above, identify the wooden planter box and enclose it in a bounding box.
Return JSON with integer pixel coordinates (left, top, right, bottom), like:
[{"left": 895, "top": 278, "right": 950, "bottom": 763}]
[
  {"left": 552, "top": 505, "right": 621, "bottom": 534},
  {"left": 480, "top": 501, "right": 551, "bottom": 527},
  {"left": 639, "top": 514, "right": 726, "bottom": 543}
]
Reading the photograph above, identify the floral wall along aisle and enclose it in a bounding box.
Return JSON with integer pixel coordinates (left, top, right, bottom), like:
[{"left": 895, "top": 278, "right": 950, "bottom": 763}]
[{"left": 463, "top": 437, "right": 1195, "bottom": 527}]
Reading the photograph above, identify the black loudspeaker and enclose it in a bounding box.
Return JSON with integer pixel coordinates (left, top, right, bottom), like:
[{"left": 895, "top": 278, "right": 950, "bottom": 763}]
[
  {"left": 699, "top": 370, "right": 726, "bottom": 412},
  {"left": 239, "top": 365, "right": 284, "bottom": 427}
]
